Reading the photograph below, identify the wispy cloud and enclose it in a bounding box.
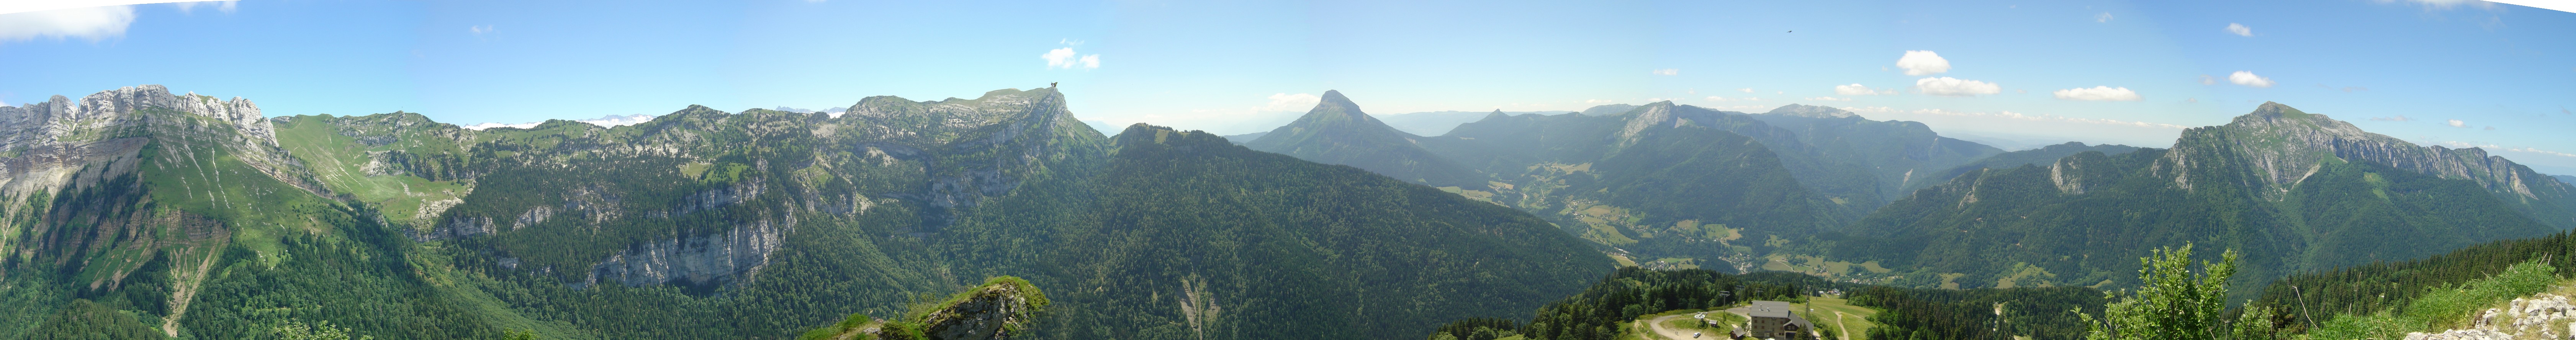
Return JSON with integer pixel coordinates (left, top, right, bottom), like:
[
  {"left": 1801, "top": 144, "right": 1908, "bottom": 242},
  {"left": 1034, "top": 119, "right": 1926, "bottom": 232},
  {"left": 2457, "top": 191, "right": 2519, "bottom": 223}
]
[
  {"left": 1262, "top": 93, "right": 1320, "bottom": 112},
  {"left": 2378, "top": 0, "right": 2501, "bottom": 11},
  {"left": 2096, "top": 12, "right": 2114, "bottom": 23},
  {"left": 1835, "top": 84, "right": 1893, "bottom": 96},
  {"left": 1916, "top": 77, "right": 2000, "bottom": 96},
  {"left": 1897, "top": 51, "right": 1951, "bottom": 76},
  {"left": 0, "top": 5, "right": 134, "bottom": 43},
  {"left": 2228, "top": 71, "right": 2275, "bottom": 88},
  {"left": 1737, "top": 88, "right": 1754, "bottom": 93},
  {"left": 173, "top": 1, "right": 237, "bottom": 15},
  {"left": 2226, "top": 23, "right": 2254, "bottom": 36},
  {"left": 469, "top": 25, "right": 494, "bottom": 35},
  {"left": 2052, "top": 86, "right": 2142, "bottom": 101},
  {"left": 2447, "top": 119, "right": 2468, "bottom": 127},
  {"left": 1842, "top": 106, "right": 2189, "bottom": 129},
  {"left": 1651, "top": 69, "right": 1679, "bottom": 75}
]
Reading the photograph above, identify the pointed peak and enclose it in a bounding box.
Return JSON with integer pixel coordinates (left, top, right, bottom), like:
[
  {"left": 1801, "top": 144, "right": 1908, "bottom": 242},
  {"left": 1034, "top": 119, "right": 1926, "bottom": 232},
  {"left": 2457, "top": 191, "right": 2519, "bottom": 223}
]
[
  {"left": 1304, "top": 90, "right": 1368, "bottom": 120},
  {"left": 1319, "top": 90, "right": 1349, "bottom": 104},
  {"left": 1484, "top": 109, "right": 1509, "bottom": 119},
  {"left": 2248, "top": 101, "right": 2308, "bottom": 118},
  {"left": 2227, "top": 101, "right": 2340, "bottom": 128}
]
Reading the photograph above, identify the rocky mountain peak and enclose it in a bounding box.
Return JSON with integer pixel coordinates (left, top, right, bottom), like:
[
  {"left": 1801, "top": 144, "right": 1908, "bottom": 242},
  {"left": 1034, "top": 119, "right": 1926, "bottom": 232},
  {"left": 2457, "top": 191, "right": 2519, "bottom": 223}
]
[
  {"left": 1764, "top": 104, "right": 1858, "bottom": 119},
  {"left": 0, "top": 85, "right": 277, "bottom": 160},
  {"left": 2160, "top": 103, "right": 2572, "bottom": 212},
  {"left": 1615, "top": 101, "right": 1684, "bottom": 141}
]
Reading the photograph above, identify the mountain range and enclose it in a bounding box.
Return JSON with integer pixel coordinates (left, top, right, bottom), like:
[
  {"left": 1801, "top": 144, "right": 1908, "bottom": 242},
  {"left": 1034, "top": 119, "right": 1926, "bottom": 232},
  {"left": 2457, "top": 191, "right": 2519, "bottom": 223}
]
[
  {"left": 6, "top": 84, "right": 2575, "bottom": 340},
  {"left": 0, "top": 85, "right": 1605, "bottom": 340},
  {"left": 1243, "top": 93, "right": 2576, "bottom": 294}
]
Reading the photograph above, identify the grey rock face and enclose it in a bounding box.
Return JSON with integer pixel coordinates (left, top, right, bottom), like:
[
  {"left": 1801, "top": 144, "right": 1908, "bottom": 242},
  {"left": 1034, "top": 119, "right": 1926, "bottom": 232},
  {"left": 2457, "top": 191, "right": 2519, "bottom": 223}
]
[
  {"left": 585, "top": 217, "right": 789, "bottom": 287},
  {"left": 0, "top": 85, "right": 304, "bottom": 198}
]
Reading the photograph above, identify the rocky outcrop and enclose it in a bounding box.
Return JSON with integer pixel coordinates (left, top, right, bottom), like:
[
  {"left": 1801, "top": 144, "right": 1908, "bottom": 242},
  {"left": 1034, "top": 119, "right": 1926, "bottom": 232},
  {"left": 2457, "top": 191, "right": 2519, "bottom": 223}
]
[
  {"left": 2406, "top": 293, "right": 2576, "bottom": 340},
  {"left": 585, "top": 217, "right": 790, "bottom": 287},
  {"left": 917, "top": 278, "right": 1049, "bottom": 340}
]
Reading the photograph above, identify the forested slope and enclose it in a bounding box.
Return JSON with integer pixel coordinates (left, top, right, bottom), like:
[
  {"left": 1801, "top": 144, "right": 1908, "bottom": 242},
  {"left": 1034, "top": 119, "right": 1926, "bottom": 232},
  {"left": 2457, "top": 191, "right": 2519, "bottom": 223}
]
[
  {"left": 1419, "top": 102, "right": 1841, "bottom": 270},
  {"left": 1823, "top": 103, "right": 2569, "bottom": 294}
]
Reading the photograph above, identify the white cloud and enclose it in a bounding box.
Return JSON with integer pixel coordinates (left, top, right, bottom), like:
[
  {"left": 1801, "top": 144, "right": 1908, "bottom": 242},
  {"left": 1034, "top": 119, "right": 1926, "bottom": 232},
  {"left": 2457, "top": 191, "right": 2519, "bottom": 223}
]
[
  {"left": 1897, "top": 51, "right": 1951, "bottom": 76},
  {"left": 2051, "top": 86, "right": 2142, "bottom": 101},
  {"left": 1805, "top": 96, "right": 1854, "bottom": 101},
  {"left": 1043, "top": 47, "right": 1099, "bottom": 70},
  {"left": 172, "top": 1, "right": 237, "bottom": 14},
  {"left": 2096, "top": 12, "right": 2114, "bottom": 23},
  {"left": 2506, "top": 147, "right": 2576, "bottom": 158},
  {"left": 1651, "top": 69, "right": 1679, "bottom": 75},
  {"left": 2385, "top": 0, "right": 2501, "bottom": 10},
  {"left": 0, "top": 5, "right": 134, "bottom": 42},
  {"left": 2445, "top": 141, "right": 2475, "bottom": 148},
  {"left": 1043, "top": 48, "right": 1077, "bottom": 69},
  {"left": 2447, "top": 119, "right": 2468, "bottom": 127},
  {"left": 2226, "top": 23, "right": 2254, "bottom": 36},
  {"left": 1738, "top": 88, "right": 1755, "bottom": 93},
  {"left": 1834, "top": 84, "right": 1892, "bottom": 96},
  {"left": 1585, "top": 99, "right": 1613, "bottom": 104},
  {"left": 2369, "top": 115, "right": 2414, "bottom": 121},
  {"left": 469, "top": 25, "right": 493, "bottom": 34},
  {"left": 2200, "top": 75, "right": 2218, "bottom": 85},
  {"left": 1916, "top": 77, "right": 2001, "bottom": 96},
  {"left": 2228, "top": 71, "right": 2275, "bottom": 88},
  {"left": 1840, "top": 106, "right": 2189, "bottom": 129},
  {"left": 1262, "top": 93, "right": 1320, "bottom": 112}
]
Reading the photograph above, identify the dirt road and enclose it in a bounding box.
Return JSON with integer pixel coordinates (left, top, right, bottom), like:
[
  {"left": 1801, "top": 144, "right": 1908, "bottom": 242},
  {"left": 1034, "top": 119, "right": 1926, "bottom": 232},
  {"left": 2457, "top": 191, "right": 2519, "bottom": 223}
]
[{"left": 1643, "top": 314, "right": 1715, "bottom": 340}]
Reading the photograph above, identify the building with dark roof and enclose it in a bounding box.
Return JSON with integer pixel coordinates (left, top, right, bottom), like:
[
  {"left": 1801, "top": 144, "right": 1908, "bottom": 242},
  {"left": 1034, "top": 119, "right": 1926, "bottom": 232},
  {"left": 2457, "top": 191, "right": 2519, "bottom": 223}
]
[{"left": 1732, "top": 301, "right": 1817, "bottom": 340}]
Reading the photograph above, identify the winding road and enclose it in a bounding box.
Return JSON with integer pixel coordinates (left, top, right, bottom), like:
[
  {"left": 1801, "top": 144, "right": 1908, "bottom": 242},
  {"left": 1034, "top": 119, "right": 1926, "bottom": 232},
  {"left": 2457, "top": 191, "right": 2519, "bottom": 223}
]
[{"left": 1642, "top": 314, "right": 1714, "bottom": 340}]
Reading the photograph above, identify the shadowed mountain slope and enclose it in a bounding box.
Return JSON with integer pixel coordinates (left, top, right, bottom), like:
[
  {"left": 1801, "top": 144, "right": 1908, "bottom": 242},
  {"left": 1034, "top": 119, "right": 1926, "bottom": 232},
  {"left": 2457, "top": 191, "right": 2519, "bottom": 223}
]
[{"left": 1244, "top": 90, "right": 1485, "bottom": 188}]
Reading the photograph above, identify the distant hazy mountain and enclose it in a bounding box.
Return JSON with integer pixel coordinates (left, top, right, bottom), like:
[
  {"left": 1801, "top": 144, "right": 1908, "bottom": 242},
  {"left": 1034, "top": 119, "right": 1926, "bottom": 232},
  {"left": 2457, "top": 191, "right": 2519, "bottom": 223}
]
[
  {"left": 1741, "top": 104, "right": 2005, "bottom": 213},
  {"left": 1221, "top": 131, "right": 1267, "bottom": 144},
  {"left": 460, "top": 113, "right": 657, "bottom": 130},
  {"left": 1907, "top": 142, "right": 2141, "bottom": 194},
  {"left": 2554, "top": 174, "right": 2574, "bottom": 185},
  {"left": 1083, "top": 119, "right": 1120, "bottom": 136},
  {"left": 1374, "top": 110, "right": 1572, "bottom": 136},
  {"left": 771, "top": 106, "right": 849, "bottom": 114},
  {"left": 1828, "top": 102, "right": 2576, "bottom": 293},
  {"left": 1244, "top": 90, "right": 1486, "bottom": 187},
  {"left": 1577, "top": 104, "right": 1637, "bottom": 116},
  {"left": 1421, "top": 102, "right": 1841, "bottom": 268}
]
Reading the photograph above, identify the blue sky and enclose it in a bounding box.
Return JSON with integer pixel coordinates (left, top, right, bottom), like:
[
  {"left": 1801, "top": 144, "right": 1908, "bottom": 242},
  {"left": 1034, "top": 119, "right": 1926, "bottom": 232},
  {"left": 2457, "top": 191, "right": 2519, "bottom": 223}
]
[{"left": 3, "top": 0, "right": 2573, "bottom": 172}]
